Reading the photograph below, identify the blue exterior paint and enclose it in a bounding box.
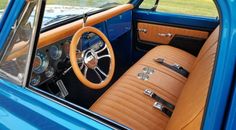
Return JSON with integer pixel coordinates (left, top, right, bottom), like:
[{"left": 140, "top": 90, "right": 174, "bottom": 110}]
[
  {"left": 0, "top": 0, "right": 235, "bottom": 129},
  {"left": 225, "top": 75, "right": 236, "bottom": 130},
  {"left": 0, "top": 79, "right": 111, "bottom": 130},
  {"left": 202, "top": 0, "right": 236, "bottom": 130},
  {"left": 0, "top": 0, "right": 14, "bottom": 31},
  {"left": 0, "top": 0, "right": 25, "bottom": 50},
  {"left": 133, "top": 9, "right": 219, "bottom": 31}
]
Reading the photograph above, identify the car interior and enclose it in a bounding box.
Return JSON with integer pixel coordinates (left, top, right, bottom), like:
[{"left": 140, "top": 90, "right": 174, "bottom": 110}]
[{"left": 1, "top": 0, "right": 220, "bottom": 129}]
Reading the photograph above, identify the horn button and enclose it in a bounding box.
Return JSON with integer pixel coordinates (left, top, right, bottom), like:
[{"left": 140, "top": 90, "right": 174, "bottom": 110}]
[{"left": 84, "top": 49, "right": 98, "bottom": 69}]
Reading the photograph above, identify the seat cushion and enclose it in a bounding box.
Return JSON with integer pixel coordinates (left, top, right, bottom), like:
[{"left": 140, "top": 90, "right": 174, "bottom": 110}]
[
  {"left": 166, "top": 26, "right": 219, "bottom": 130},
  {"left": 90, "top": 26, "right": 219, "bottom": 130},
  {"left": 138, "top": 45, "right": 196, "bottom": 83},
  {"left": 90, "top": 45, "right": 196, "bottom": 130}
]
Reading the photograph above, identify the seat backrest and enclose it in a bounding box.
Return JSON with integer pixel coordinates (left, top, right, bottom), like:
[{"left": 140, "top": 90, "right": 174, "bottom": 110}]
[{"left": 166, "top": 26, "right": 220, "bottom": 130}]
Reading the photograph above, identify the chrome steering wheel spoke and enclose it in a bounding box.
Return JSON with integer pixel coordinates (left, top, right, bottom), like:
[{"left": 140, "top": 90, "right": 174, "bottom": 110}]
[
  {"left": 80, "top": 62, "right": 85, "bottom": 70},
  {"left": 95, "top": 44, "right": 107, "bottom": 54},
  {"left": 83, "top": 65, "right": 88, "bottom": 78},
  {"left": 98, "top": 54, "right": 111, "bottom": 60},
  {"left": 94, "top": 66, "right": 108, "bottom": 83},
  {"left": 75, "top": 43, "right": 110, "bottom": 83},
  {"left": 95, "top": 66, "right": 108, "bottom": 78},
  {"left": 94, "top": 69, "right": 103, "bottom": 83}
]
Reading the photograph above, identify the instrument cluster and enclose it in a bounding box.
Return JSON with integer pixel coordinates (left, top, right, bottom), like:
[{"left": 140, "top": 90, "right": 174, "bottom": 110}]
[
  {"left": 30, "top": 38, "right": 71, "bottom": 86},
  {"left": 30, "top": 31, "right": 104, "bottom": 87}
]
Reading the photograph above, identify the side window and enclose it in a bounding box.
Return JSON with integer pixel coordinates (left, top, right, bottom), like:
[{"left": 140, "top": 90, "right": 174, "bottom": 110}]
[
  {"left": 140, "top": 0, "right": 218, "bottom": 18},
  {"left": 0, "top": 0, "right": 8, "bottom": 19},
  {"left": 0, "top": 1, "right": 42, "bottom": 86}
]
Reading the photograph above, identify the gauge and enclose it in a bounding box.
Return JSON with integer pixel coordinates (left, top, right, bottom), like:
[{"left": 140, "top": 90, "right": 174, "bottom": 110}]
[
  {"left": 91, "top": 41, "right": 104, "bottom": 51},
  {"left": 45, "top": 66, "right": 55, "bottom": 78},
  {"left": 49, "top": 45, "right": 62, "bottom": 60},
  {"left": 33, "top": 51, "right": 49, "bottom": 74},
  {"left": 30, "top": 75, "right": 41, "bottom": 86}
]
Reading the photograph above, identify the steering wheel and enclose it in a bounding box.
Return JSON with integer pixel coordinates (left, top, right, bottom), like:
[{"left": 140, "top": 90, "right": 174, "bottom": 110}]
[{"left": 70, "top": 26, "right": 115, "bottom": 89}]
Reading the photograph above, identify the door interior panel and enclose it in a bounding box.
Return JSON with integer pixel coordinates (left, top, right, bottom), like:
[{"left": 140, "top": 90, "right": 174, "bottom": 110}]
[
  {"left": 137, "top": 22, "right": 209, "bottom": 45},
  {"left": 134, "top": 10, "right": 219, "bottom": 31},
  {"left": 133, "top": 10, "right": 219, "bottom": 56}
]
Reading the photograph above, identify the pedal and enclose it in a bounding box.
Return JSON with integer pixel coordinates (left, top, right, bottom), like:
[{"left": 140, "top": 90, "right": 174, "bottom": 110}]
[{"left": 56, "top": 80, "right": 69, "bottom": 98}]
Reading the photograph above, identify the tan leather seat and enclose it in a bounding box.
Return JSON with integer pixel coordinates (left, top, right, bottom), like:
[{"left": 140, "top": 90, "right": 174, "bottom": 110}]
[{"left": 90, "top": 26, "right": 219, "bottom": 130}]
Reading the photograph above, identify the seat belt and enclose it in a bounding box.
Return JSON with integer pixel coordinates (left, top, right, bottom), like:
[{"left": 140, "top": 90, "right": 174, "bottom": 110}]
[
  {"left": 154, "top": 58, "right": 189, "bottom": 78},
  {"left": 144, "top": 89, "right": 174, "bottom": 117},
  {"left": 153, "top": 102, "right": 173, "bottom": 117}
]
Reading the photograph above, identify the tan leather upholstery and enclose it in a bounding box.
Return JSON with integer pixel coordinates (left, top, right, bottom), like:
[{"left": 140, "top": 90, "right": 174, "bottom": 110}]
[
  {"left": 166, "top": 26, "right": 219, "bottom": 130},
  {"left": 138, "top": 23, "right": 209, "bottom": 44},
  {"left": 90, "top": 26, "right": 219, "bottom": 130},
  {"left": 139, "top": 45, "right": 196, "bottom": 82}
]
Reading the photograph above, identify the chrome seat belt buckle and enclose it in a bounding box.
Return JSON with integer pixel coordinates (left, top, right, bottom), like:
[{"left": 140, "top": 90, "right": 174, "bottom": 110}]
[
  {"left": 154, "top": 58, "right": 164, "bottom": 63},
  {"left": 144, "top": 89, "right": 154, "bottom": 97},
  {"left": 153, "top": 102, "right": 163, "bottom": 111},
  {"left": 173, "top": 63, "right": 183, "bottom": 70}
]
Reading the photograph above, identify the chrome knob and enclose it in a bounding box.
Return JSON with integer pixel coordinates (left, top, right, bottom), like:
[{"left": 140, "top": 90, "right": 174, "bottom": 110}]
[
  {"left": 137, "top": 73, "right": 149, "bottom": 80},
  {"left": 143, "top": 67, "right": 155, "bottom": 74}
]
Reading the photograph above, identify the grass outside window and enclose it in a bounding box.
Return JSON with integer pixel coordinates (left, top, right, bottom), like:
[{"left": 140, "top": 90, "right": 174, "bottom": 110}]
[{"left": 140, "top": 0, "right": 218, "bottom": 18}]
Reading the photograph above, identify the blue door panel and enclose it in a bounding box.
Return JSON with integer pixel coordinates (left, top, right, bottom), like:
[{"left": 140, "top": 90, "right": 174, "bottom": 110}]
[
  {"left": 106, "top": 11, "right": 132, "bottom": 41},
  {"left": 133, "top": 10, "right": 219, "bottom": 31}
]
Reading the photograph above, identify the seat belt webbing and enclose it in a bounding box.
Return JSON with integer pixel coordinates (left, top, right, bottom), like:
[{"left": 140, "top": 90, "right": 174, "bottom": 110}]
[
  {"left": 144, "top": 89, "right": 175, "bottom": 117},
  {"left": 144, "top": 89, "right": 175, "bottom": 110},
  {"left": 153, "top": 102, "right": 173, "bottom": 117},
  {"left": 154, "top": 58, "right": 189, "bottom": 78}
]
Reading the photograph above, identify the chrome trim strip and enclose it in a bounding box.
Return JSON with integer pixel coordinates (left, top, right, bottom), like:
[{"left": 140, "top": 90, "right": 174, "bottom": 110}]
[{"left": 23, "top": 0, "right": 42, "bottom": 87}]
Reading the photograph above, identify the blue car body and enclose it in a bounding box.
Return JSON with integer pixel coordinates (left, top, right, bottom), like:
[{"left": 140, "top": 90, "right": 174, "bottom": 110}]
[{"left": 0, "top": 0, "right": 235, "bottom": 129}]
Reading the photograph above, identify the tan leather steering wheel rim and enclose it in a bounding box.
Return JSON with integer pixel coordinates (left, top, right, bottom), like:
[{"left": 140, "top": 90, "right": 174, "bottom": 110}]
[{"left": 70, "top": 26, "right": 115, "bottom": 89}]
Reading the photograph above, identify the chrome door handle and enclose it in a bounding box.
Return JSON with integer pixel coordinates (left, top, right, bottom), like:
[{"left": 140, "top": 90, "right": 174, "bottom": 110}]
[
  {"left": 137, "top": 28, "right": 147, "bottom": 33},
  {"left": 157, "top": 33, "right": 173, "bottom": 37}
]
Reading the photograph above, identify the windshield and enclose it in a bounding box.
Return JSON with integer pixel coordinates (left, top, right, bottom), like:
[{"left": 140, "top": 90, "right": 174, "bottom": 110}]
[
  {"left": 42, "top": 0, "right": 129, "bottom": 27},
  {"left": 1, "top": 0, "right": 129, "bottom": 28}
]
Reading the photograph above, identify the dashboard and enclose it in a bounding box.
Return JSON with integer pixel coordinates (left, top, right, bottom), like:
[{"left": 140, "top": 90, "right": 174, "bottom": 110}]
[
  {"left": 30, "top": 10, "right": 132, "bottom": 86},
  {"left": 30, "top": 38, "right": 71, "bottom": 86},
  {"left": 30, "top": 33, "right": 104, "bottom": 86}
]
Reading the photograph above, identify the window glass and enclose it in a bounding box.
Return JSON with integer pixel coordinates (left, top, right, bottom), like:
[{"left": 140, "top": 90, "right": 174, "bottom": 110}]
[
  {"left": 0, "top": 1, "right": 40, "bottom": 85},
  {"left": 42, "top": 0, "right": 129, "bottom": 27},
  {"left": 140, "top": 0, "right": 218, "bottom": 18},
  {"left": 0, "top": 0, "right": 8, "bottom": 19}
]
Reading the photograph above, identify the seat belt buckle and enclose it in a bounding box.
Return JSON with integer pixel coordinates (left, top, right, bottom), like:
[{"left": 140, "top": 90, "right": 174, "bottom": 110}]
[
  {"left": 173, "top": 63, "right": 183, "bottom": 70},
  {"left": 153, "top": 102, "right": 173, "bottom": 117},
  {"left": 153, "top": 102, "right": 164, "bottom": 111},
  {"left": 154, "top": 58, "right": 164, "bottom": 63},
  {"left": 144, "top": 89, "right": 154, "bottom": 97}
]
